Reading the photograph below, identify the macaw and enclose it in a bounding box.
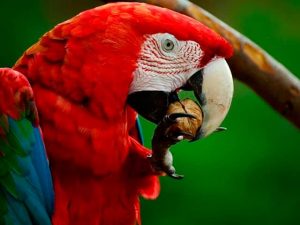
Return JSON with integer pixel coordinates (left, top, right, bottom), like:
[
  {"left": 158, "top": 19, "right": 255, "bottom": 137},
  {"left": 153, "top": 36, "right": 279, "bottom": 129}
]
[{"left": 0, "top": 2, "right": 233, "bottom": 225}]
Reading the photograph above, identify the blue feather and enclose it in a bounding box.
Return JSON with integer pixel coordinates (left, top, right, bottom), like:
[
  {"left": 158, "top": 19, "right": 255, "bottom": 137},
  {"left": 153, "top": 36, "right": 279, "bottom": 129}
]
[
  {"left": 5, "top": 193, "right": 32, "bottom": 225},
  {"left": 31, "top": 127, "right": 54, "bottom": 215},
  {"left": 12, "top": 174, "right": 51, "bottom": 225},
  {"left": 0, "top": 117, "right": 54, "bottom": 224}
]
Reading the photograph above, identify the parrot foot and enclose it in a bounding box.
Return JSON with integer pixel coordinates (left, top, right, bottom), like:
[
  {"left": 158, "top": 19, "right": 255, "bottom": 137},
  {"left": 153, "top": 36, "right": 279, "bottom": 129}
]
[{"left": 150, "top": 113, "right": 194, "bottom": 180}]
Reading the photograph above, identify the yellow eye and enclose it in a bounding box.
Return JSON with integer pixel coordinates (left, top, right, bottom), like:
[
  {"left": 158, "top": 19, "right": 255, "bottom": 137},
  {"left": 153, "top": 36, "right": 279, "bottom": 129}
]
[{"left": 162, "top": 39, "right": 175, "bottom": 52}]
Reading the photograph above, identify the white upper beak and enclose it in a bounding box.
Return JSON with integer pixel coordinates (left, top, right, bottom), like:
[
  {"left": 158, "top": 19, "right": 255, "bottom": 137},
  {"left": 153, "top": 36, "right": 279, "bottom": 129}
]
[{"left": 200, "top": 58, "right": 234, "bottom": 137}]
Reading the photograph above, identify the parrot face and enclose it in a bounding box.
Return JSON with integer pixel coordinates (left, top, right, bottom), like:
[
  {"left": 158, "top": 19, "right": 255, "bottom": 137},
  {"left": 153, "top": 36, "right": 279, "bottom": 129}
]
[{"left": 128, "top": 33, "right": 233, "bottom": 138}]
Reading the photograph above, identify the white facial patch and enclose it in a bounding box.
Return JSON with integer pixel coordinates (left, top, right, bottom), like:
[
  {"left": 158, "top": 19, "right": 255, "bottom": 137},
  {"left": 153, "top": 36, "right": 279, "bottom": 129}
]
[{"left": 129, "top": 33, "right": 202, "bottom": 94}]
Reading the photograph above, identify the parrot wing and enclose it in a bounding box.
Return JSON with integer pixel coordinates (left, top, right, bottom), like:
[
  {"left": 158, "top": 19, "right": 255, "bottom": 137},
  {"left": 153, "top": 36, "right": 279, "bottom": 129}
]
[{"left": 0, "top": 68, "right": 54, "bottom": 225}]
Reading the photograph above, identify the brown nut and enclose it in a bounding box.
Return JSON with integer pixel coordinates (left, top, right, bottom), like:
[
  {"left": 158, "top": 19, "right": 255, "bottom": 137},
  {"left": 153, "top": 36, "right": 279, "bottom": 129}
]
[{"left": 166, "top": 99, "right": 203, "bottom": 140}]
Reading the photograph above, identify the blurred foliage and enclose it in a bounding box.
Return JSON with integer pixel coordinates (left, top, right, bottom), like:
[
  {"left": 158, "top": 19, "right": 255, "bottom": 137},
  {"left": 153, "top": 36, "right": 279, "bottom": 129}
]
[{"left": 0, "top": 1, "right": 299, "bottom": 225}]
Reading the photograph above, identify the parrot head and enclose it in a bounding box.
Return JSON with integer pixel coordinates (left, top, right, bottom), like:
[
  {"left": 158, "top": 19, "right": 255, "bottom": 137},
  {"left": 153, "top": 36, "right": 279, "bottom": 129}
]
[
  {"left": 43, "top": 2, "right": 233, "bottom": 140},
  {"left": 118, "top": 3, "right": 235, "bottom": 138}
]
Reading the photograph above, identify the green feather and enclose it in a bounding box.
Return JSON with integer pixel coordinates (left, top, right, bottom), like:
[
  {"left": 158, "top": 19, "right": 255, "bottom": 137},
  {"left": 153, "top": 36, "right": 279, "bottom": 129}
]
[
  {"left": 0, "top": 140, "right": 25, "bottom": 176},
  {"left": 0, "top": 158, "right": 10, "bottom": 177},
  {"left": 6, "top": 130, "right": 29, "bottom": 157},
  {"left": 0, "top": 173, "right": 19, "bottom": 199},
  {"left": 2, "top": 154, "right": 24, "bottom": 176},
  {"left": 0, "top": 189, "right": 8, "bottom": 215}
]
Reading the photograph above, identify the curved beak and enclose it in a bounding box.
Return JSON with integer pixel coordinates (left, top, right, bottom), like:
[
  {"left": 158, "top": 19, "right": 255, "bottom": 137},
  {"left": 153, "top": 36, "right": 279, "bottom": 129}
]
[{"left": 190, "top": 58, "right": 233, "bottom": 138}]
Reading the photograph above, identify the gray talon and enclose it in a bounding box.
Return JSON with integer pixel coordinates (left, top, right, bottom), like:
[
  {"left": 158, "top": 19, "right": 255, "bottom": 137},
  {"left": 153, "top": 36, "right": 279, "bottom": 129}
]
[
  {"left": 215, "top": 127, "right": 227, "bottom": 132},
  {"left": 166, "top": 166, "right": 184, "bottom": 179},
  {"left": 168, "top": 173, "right": 184, "bottom": 180}
]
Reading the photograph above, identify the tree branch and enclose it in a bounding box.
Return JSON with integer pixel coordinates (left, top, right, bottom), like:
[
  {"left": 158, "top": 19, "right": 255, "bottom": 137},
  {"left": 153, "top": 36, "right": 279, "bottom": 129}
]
[{"left": 105, "top": 0, "right": 300, "bottom": 128}]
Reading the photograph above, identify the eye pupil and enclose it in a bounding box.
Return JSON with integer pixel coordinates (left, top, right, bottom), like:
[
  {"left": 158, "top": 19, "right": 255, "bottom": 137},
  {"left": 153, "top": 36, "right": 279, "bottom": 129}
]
[{"left": 162, "top": 38, "right": 175, "bottom": 52}]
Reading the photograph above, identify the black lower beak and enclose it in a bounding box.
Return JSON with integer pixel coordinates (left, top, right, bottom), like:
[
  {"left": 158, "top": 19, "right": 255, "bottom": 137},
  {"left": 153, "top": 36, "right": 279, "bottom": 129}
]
[{"left": 127, "top": 91, "right": 180, "bottom": 124}]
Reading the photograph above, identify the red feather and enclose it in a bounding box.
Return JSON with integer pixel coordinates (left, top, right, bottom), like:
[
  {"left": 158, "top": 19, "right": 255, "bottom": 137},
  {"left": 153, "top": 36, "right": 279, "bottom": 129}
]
[{"left": 13, "top": 2, "right": 232, "bottom": 224}]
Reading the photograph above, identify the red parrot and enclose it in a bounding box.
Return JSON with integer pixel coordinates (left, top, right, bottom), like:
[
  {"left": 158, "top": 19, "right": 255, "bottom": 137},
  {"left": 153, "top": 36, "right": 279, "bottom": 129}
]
[{"left": 0, "top": 2, "right": 233, "bottom": 225}]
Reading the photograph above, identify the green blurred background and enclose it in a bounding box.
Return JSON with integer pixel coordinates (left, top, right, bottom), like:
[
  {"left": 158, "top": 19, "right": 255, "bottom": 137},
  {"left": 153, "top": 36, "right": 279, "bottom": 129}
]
[{"left": 0, "top": 0, "right": 299, "bottom": 224}]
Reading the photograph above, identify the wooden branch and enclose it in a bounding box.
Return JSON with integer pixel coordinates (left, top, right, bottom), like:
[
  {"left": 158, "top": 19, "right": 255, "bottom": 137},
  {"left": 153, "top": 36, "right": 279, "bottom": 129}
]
[{"left": 104, "top": 0, "right": 300, "bottom": 128}]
